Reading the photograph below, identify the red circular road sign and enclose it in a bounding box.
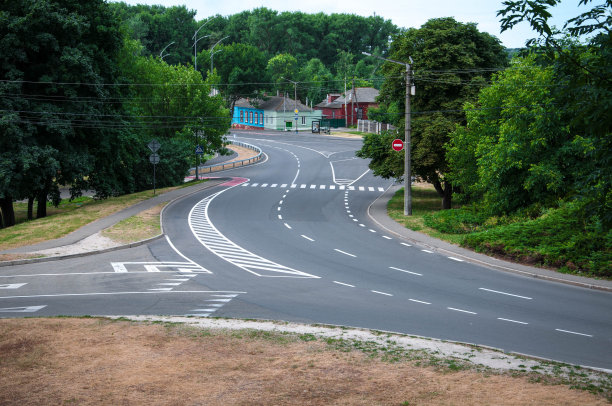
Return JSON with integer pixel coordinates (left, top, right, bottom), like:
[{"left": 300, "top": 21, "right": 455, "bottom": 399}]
[{"left": 392, "top": 139, "right": 404, "bottom": 151}]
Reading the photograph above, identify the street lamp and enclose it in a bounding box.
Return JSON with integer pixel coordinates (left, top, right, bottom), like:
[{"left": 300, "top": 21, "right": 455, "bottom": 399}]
[
  {"left": 159, "top": 41, "right": 175, "bottom": 60},
  {"left": 362, "top": 51, "right": 414, "bottom": 216},
  {"left": 192, "top": 20, "right": 211, "bottom": 72},
  {"left": 281, "top": 77, "right": 298, "bottom": 134},
  {"left": 209, "top": 36, "right": 229, "bottom": 74}
]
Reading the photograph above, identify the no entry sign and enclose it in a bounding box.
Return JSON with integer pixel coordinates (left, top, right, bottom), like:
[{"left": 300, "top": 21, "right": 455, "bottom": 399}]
[{"left": 392, "top": 139, "right": 404, "bottom": 151}]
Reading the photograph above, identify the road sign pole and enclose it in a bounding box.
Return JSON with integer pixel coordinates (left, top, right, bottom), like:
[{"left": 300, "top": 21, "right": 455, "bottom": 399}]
[{"left": 153, "top": 161, "right": 156, "bottom": 195}]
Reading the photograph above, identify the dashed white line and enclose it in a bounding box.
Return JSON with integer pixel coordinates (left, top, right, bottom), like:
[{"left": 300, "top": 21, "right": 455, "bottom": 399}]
[
  {"left": 359, "top": 224, "right": 366, "bottom": 227},
  {"left": 368, "top": 229, "right": 376, "bottom": 233},
  {"left": 409, "top": 299, "right": 431, "bottom": 305},
  {"left": 401, "top": 243, "right": 412, "bottom": 247},
  {"left": 334, "top": 249, "right": 356, "bottom": 258},
  {"left": 389, "top": 266, "right": 422, "bottom": 276},
  {"left": 301, "top": 235, "right": 314, "bottom": 242},
  {"left": 382, "top": 236, "right": 392, "bottom": 240},
  {"left": 278, "top": 215, "right": 282, "bottom": 220},
  {"left": 371, "top": 290, "right": 393, "bottom": 296},
  {"left": 421, "top": 249, "right": 434, "bottom": 254},
  {"left": 498, "top": 318, "right": 529, "bottom": 325},
  {"left": 448, "top": 307, "right": 477, "bottom": 315},
  {"left": 448, "top": 257, "right": 464, "bottom": 262},
  {"left": 277, "top": 207, "right": 281, "bottom": 211},
  {"left": 333, "top": 281, "right": 355, "bottom": 288},
  {"left": 284, "top": 223, "right": 292, "bottom": 229},
  {"left": 555, "top": 329, "right": 593, "bottom": 337},
  {"left": 479, "top": 288, "right": 532, "bottom": 300}
]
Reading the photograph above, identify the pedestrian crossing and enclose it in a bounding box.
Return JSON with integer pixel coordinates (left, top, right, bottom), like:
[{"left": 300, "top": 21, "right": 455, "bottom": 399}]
[
  {"left": 239, "top": 183, "right": 386, "bottom": 192},
  {"left": 189, "top": 191, "right": 319, "bottom": 279}
]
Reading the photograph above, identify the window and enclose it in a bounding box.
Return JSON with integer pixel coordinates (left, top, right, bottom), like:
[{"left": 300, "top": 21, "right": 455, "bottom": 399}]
[
  {"left": 261, "top": 113, "right": 264, "bottom": 124},
  {"left": 240, "top": 110, "right": 244, "bottom": 122},
  {"left": 255, "top": 112, "right": 259, "bottom": 124},
  {"left": 249, "top": 111, "right": 253, "bottom": 123},
  {"left": 302, "top": 116, "right": 306, "bottom": 124}
]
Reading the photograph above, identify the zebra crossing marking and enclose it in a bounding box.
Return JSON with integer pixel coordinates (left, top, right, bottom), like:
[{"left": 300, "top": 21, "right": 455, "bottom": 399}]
[
  {"left": 239, "top": 182, "right": 385, "bottom": 192},
  {"left": 189, "top": 191, "right": 319, "bottom": 279}
]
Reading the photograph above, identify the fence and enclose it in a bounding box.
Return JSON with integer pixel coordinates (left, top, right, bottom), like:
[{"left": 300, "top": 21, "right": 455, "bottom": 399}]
[
  {"left": 357, "top": 119, "right": 396, "bottom": 134},
  {"left": 195, "top": 140, "right": 263, "bottom": 174}
]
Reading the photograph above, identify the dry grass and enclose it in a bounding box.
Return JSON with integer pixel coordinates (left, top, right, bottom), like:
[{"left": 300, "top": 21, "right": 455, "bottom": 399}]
[
  {"left": 0, "top": 318, "right": 607, "bottom": 405},
  {"left": 101, "top": 202, "right": 166, "bottom": 244}
]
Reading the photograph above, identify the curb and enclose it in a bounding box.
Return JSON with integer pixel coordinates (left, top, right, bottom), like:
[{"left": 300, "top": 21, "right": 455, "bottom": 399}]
[
  {"left": 0, "top": 179, "right": 228, "bottom": 267},
  {"left": 367, "top": 186, "right": 612, "bottom": 293}
]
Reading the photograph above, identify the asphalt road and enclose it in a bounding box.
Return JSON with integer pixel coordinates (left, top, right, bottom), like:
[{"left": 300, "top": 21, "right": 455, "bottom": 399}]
[{"left": 1, "top": 129, "right": 611, "bottom": 371}]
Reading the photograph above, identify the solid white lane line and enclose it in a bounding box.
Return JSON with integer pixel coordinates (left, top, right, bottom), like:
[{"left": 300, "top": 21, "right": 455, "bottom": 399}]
[
  {"left": 301, "top": 235, "right": 314, "bottom": 242},
  {"left": 401, "top": 243, "right": 412, "bottom": 247},
  {"left": 284, "top": 223, "right": 292, "bottom": 229},
  {"left": 409, "top": 299, "right": 431, "bottom": 305},
  {"left": 333, "top": 281, "right": 355, "bottom": 288},
  {"left": 448, "top": 257, "right": 464, "bottom": 262},
  {"left": 498, "top": 318, "right": 529, "bottom": 325},
  {"left": 157, "top": 283, "right": 182, "bottom": 286},
  {"left": 389, "top": 266, "right": 422, "bottom": 276},
  {"left": 334, "top": 249, "right": 356, "bottom": 258},
  {"left": 149, "top": 288, "right": 174, "bottom": 291},
  {"left": 448, "top": 307, "right": 477, "bottom": 315},
  {"left": 371, "top": 290, "right": 393, "bottom": 296},
  {"left": 555, "top": 329, "right": 593, "bottom": 337},
  {"left": 165, "top": 279, "right": 190, "bottom": 282},
  {"left": 479, "top": 288, "right": 532, "bottom": 300}
]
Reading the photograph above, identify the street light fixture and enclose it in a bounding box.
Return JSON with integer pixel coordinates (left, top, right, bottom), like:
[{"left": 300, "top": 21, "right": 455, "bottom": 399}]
[
  {"left": 209, "top": 36, "right": 229, "bottom": 74},
  {"left": 362, "top": 51, "right": 414, "bottom": 216},
  {"left": 281, "top": 77, "right": 298, "bottom": 134},
  {"left": 192, "top": 20, "right": 211, "bottom": 72},
  {"left": 159, "top": 41, "right": 175, "bottom": 60}
]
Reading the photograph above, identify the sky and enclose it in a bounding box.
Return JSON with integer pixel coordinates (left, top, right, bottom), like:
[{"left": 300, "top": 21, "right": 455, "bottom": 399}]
[{"left": 113, "top": 0, "right": 590, "bottom": 48}]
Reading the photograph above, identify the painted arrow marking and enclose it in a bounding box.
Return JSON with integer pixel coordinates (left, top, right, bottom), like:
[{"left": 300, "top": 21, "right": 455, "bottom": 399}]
[{"left": 0, "top": 283, "right": 27, "bottom": 289}]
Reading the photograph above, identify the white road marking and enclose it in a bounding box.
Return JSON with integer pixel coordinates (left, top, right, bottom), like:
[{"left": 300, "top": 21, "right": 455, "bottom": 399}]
[
  {"left": 389, "top": 266, "right": 422, "bottom": 276},
  {"left": 0, "top": 290, "right": 246, "bottom": 300},
  {"left": 369, "top": 229, "right": 376, "bottom": 233},
  {"left": 0, "top": 305, "right": 47, "bottom": 313},
  {"left": 148, "top": 288, "right": 174, "bottom": 291},
  {"left": 555, "top": 329, "right": 593, "bottom": 337},
  {"left": 448, "top": 307, "right": 477, "bottom": 315},
  {"left": 251, "top": 183, "right": 259, "bottom": 187},
  {"left": 281, "top": 184, "right": 287, "bottom": 188},
  {"left": 188, "top": 191, "right": 317, "bottom": 278},
  {"left": 112, "top": 261, "right": 211, "bottom": 274},
  {"left": 409, "top": 299, "right": 431, "bottom": 305},
  {"left": 333, "top": 281, "right": 355, "bottom": 287},
  {"left": 157, "top": 283, "right": 182, "bottom": 286},
  {"left": 498, "top": 318, "right": 529, "bottom": 325},
  {"left": 329, "top": 185, "right": 336, "bottom": 190},
  {"left": 300, "top": 184, "right": 307, "bottom": 189},
  {"left": 479, "top": 288, "right": 532, "bottom": 300},
  {"left": 382, "top": 236, "right": 392, "bottom": 240},
  {"left": 279, "top": 200, "right": 283, "bottom": 204},
  {"left": 0, "top": 283, "right": 27, "bottom": 289},
  {"left": 368, "top": 187, "right": 374, "bottom": 191},
  {"left": 261, "top": 183, "right": 268, "bottom": 187},
  {"left": 401, "top": 243, "right": 412, "bottom": 247},
  {"left": 371, "top": 290, "right": 393, "bottom": 296},
  {"left": 421, "top": 250, "right": 434, "bottom": 253},
  {"left": 301, "top": 235, "right": 314, "bottom": 242},
  {"left": 277, "top": 207, "right": 281, "bottom": 211},
  {"left": 165, "top": 279, "right": 190, "bottom": 282},
  {"left": 359, "top": 224, "right": 365, "bottom": 227},
  {"left": 353, "top": 219, "right": 358, "bottom": 222},
  {"left": 334, "top": 249, "right": 356, "bottom": 258},
  {"left": 359, "top": 186, "right": 365, "bottom": 191},
  {"left": 271, "top": 184, "right": 277, "bottom": 187},
  {"left": 291, "top": 184, "right": 297, "bottom": 188},
  {"left": 378, "top": 187, "right": 384, "bottom": 192},
  {"left": 448, "top": 257, "right": 464, "bottom": 262},
  {"left": 278, "top": 215, "right": 282, "bottom": 220}
]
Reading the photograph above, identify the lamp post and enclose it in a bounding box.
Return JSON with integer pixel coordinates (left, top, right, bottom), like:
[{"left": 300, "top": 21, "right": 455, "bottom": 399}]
[
  {"left": 159, "top": 41, "right": 175, "bottom": 60},
  {"left": 209, "top": 36, "right": 229, "bottom": 74},
  {"left": 281, "top": 77, "right": 298, "bottom": 133},
  {"left": 362, "top": 51, "right": 414, "bottom": 216},
  {"left": 192, "top": 20, "right": 211, "bottom": 72}
]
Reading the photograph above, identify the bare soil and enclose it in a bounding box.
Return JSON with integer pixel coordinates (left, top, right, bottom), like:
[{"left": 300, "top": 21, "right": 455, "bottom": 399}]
[{"left": 0, "top": 318, "right": 607, "bottom": 405}]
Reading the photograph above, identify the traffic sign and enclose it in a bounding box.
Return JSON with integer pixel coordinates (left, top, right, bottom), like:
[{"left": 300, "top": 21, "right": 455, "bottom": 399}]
[
  {"left": 149, "top": 153, "right": 160, "bottom": 164},
  {"left": 195, "top": 145, "right": 204, "bottom": 155},
  {"left": 294, "top": 109, "right": 299, "bottom": 114},
  {"left": 148, "top": 139, "right": 160, "bottom": 153},
  {"left": 392, "top": 139, "right": 404, "bottom": 151}
]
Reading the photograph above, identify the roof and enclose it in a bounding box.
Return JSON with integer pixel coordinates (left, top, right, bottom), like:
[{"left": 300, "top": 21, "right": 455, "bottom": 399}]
[
  {"left": 316, "top": 87, "right": 380, "bottom": 108},
  {"left": 235, "top": 96, "right": 314, "bottom": 112}
]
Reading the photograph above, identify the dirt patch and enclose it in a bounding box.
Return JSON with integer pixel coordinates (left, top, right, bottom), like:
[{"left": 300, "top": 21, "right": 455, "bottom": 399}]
[{"left": 0, "top": 318, "right": 607, "bottom": 405}]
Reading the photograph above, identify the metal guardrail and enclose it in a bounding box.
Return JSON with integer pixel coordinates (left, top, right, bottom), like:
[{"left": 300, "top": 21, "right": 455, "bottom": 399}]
[{"left": 195, "top": 140, "right": 263, "bottom": 174}]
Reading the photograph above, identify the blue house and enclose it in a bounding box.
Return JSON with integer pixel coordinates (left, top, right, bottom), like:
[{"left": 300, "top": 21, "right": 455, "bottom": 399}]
[{"left": 232, "top": 99, "right": 264, "bottom": 129}]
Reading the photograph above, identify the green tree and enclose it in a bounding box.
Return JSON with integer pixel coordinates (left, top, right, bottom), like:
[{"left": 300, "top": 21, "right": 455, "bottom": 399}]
[
  {"left": 358, "top": 18, "right": 507, "bottom": 209},
  {"left": 299, "top": 58, "right": 333, "bottom": 106},
  {"left": 266, "top": 53, "right": 298, "bottom": 95},
  {"left": 0, "top": 0, "right": 125, "bottom": 225},
  {"left": 498, "top": 0, "right": 611, "bottom": 227}
]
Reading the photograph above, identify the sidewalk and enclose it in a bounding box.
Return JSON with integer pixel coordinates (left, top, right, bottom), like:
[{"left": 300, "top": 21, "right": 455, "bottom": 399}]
[{"left": 368, "top": 185, "right": 612, "bottom": 292}]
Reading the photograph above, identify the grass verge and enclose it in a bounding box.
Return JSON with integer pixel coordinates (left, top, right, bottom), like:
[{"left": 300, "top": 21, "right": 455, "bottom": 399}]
[
  {"left": 101, "top": 202, "right": 166, "bottom": 244},
  {"left": 1, "top": 317, "right": 609, "bottom": 405},
  {"left": 0, "top": 180, "right": 205, "bottom": 251},
  {"left": 388, "top": 187, "right": 611, "bottom": 278}
]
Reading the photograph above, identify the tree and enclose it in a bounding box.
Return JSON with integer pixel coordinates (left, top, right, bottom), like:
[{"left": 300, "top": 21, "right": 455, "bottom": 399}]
[
  {"left": 299, "top": 58, "right": 333, "bottom": 106},
  {"left": 0, "top": 0, "right": 125, "bottom": 224},
  {"left": 358, "top": 18, "right": 508, "bottom": 209},
  {"left": 498, "top": 0, "right": 611, "bottom": 227},
  {"left": 266, "top": 53, "right": 298, "bottom": 95}
]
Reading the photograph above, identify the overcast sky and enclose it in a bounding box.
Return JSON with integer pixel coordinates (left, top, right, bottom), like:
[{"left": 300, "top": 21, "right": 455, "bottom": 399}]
[{"left": 113, "top": 0, "right": 589, "bottom": 48}]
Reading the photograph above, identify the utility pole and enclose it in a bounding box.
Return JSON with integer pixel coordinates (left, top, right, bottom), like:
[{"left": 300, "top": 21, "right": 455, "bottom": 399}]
[
  {"left": 362, "top": 52, "right": 414, "bottom": 215},
  {"left": 281, "top": 77, "right": 298, "bottom": 133},
  {"left": 192, "top": 20, "right": 211, "bottom": 73}
]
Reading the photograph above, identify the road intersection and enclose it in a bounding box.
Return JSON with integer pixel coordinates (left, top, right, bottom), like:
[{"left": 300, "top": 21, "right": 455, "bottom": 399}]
[{"left": 1, "top": 129, "right": 611, "bottom": 371}]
